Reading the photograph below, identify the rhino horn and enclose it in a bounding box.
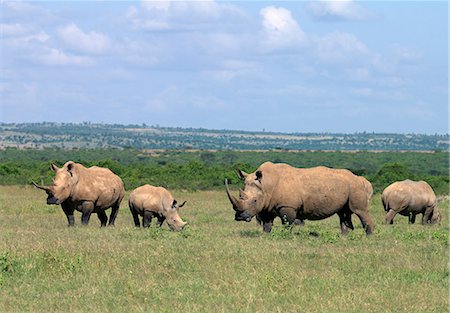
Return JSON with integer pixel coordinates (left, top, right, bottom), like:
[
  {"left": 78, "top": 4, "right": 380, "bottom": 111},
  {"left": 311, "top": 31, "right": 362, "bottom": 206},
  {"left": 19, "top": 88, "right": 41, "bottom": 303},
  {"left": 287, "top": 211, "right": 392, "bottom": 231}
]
[
  {"left": 31, "top": 181, "right": 51, "bottom": 192},
  {"left": 225, "top": 179, "right": 242, "bottom": 212}
]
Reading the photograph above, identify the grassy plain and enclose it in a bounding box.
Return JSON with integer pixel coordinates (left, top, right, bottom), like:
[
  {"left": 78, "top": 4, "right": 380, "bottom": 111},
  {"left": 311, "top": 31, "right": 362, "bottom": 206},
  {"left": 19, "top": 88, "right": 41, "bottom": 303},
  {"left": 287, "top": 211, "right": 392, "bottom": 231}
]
[{"left": 0, "top": 186, "right": 448, "bottom": 312}]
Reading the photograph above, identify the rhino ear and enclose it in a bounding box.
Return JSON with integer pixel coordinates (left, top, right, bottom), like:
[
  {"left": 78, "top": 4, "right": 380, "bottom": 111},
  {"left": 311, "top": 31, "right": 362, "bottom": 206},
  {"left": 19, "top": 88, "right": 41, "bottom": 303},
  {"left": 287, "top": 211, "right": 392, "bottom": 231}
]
[
  {"left": 66, "top": 161, "right": 76, "bottom": 177},
  {"left": 237, "top": 169, "right": 248, "bottom": 180},
  {"left": 255, "top": 170, "right": 263, "bottom": 182},
  {"left": 50, "top": 164, "right": 60, "bottom": 172}
]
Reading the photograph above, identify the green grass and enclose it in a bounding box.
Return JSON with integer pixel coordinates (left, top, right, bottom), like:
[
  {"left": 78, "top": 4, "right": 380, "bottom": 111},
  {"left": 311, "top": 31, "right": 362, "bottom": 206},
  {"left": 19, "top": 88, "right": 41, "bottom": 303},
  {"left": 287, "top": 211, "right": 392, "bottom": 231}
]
[{"left": 0, "top": 186, "right": 448, "bottom": 312}]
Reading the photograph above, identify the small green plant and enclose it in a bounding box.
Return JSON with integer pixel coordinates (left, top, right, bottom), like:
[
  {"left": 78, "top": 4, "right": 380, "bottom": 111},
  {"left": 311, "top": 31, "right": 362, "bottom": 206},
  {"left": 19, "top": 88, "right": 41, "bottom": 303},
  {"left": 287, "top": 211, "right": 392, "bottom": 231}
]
[
  {"left": 38, "top": 251, "right": 84, "bottom": 275},
  {"left": 239, "top": 229, "right": 261, "bottom": 238},
  {"left": 269, "top": 224, "right": 294, "bottom": 240},
  {"left": 179, "top": 226, "right": 194, "bottom": 238},
  {"left": 0, "top": 252, "right": 18, "bottom": 286},
  {"left": 431, "top": 229, "right": 449, "bottom": 245}
]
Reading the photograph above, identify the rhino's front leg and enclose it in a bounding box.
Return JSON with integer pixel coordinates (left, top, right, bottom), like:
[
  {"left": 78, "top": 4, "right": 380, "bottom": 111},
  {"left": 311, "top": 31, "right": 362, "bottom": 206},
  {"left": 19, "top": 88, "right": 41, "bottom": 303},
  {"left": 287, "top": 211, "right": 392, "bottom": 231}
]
[
  {"left": 422, "top": 206, "right": 434, "bottom": 225},
  {"left": 61, "top": 203, "right": 75, "bottom": 227},
  {"left": 256, "top": 211, "right": 276, "bottom": 233},
  {"left": 278, "top": 207, "right": 296, "bottom": 225},
  {"left": 142, "top": 210, "right": 154, "bottom": 228},
  {"left": 80, "top": 202, "right": 94, "bottom": 225},
  {"left": 262, "top": 221, "right": 273, "bottom": 233},
  {"left": 97, "top": 211, "right": 108, "bottom": 227},
  {"left": 409, "top": 212, "right": 416, "bottom": 224},
  {"left": 156, "top": 214, "right": 165, "bottom": 227}
]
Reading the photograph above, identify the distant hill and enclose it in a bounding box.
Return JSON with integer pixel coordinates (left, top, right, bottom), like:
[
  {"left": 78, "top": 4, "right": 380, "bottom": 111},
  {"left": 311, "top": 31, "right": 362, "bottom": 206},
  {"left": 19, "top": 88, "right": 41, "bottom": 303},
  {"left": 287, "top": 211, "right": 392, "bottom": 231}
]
[{"left": 0, "top": 122, "right": 448, "bottom": 151}]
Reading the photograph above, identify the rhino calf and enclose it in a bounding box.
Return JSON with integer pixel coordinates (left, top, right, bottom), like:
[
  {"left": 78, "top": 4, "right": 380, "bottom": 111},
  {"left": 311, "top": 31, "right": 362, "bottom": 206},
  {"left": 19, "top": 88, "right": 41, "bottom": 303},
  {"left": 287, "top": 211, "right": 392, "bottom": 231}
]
[
  {"left": 128, "top": 185, "right": 187, "bottom": 231},
  {"left": 33, "top": 161, "right": 125, "bottom": 227},
  {"left": 382, "top": 180, "right": 441, "bottom": 225}
]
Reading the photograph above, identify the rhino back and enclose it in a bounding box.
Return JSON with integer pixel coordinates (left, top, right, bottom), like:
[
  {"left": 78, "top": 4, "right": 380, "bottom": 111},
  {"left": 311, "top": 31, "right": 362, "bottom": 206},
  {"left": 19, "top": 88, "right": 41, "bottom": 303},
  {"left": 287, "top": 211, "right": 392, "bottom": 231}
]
[
  {"left": 129, "top": 185, "right": 173, "bottom": 214},
  {"left": 265, "top": 165, "right": 360, "bottom": 218},
  {"left": 384, "top": 180, "right": 435, "bottom": 213},
  {"left": 70, "top": 164, "right": 124, "bottom": 208}
]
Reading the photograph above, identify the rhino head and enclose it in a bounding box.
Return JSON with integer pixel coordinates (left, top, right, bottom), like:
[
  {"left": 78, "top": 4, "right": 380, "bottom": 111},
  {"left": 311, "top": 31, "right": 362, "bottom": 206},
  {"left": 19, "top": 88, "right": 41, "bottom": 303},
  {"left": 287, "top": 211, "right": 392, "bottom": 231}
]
[
  {"left": 225, "top": 169, "right": 267, "bottom": 222},
  {"left": 430, "top": 207, "right": 442, "bottom": 224},
  {"left": 166, "top": 200, "right": 187, "bottom": 231},
  {"left": 32, "top": 162, "right": 78, "bottom": 205}
]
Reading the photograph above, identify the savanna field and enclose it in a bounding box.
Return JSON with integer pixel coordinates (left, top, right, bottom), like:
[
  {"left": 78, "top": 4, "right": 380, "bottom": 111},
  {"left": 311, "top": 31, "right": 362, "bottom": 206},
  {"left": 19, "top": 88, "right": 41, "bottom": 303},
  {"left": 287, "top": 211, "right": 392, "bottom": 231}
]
[
  {"left": 0, "top": 185, "right": 448, "bottom": 313},
  {"left": 2, "top": 0, "right": 449, "bottom": 311}
]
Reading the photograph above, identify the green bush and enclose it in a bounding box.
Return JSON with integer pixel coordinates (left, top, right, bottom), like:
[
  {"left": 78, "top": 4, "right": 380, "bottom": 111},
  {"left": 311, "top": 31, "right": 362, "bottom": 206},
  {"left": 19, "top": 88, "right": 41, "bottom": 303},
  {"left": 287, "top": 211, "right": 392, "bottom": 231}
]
[{"left": 0, "top": 148, "right": 448, "bottom": 195}]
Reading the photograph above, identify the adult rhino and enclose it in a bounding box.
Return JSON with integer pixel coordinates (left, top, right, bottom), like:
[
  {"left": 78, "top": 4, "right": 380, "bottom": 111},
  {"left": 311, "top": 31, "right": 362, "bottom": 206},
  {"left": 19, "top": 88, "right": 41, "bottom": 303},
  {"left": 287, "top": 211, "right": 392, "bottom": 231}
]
[
  {"left": 128, "top": 185, "right": 187, "bottom": 231},
  {"left": 225, "top": 162, "right": 374, "bottom": 235},
  {"left": 382, "top": 180, "right": 441, "bottom": 225},
  {"left": 33, "top": 161, "right": 125, "bottom": 227}
]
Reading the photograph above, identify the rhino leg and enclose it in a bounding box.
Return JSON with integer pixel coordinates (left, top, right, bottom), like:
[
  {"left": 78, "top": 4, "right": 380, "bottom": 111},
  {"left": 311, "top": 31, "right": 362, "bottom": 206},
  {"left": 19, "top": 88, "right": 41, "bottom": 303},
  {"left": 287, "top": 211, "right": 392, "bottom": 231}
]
[
  {"left": 279, "top": 207, "right": 296, "bottom": 225},
  {"left": 385, "top": 209, "right": 397, "bottom": 225},
  {"left": 80, "top": 202, "right": 94, "bottom": 225},
  {"left": 257, "top": 210, "right": 277, "bottom": 233},
  {"left": 156, "top": 215, "right": 165, "bottom": 227},
  {"left": 409, "top": 213, "right": 416, "bottom": 224},
  {"left": 351, "top": 207, "right": 374, "bottom": 235},
  {"left": 262, "top": 221, "right": 273, "bottom": 233},
  {"left": 338, "top": 211, "right": 353, "bottom": 235},
  {"left": 129, "top": 202, "right": 141, "bottom": 227},
  {"left": 61, "top": 203, "right": 75, "bottom": 227},
  {"left": 142, "top": 211, "right": 153, "bottom": 228},
  {"left": 130, "top": 209, "right": 140, "bottom": 227},
  {"left": 97, "top": 211, "right": 108, "bottom": 227},
  {"left": 422, "top": 206, "right": 434, "bottom": 225},
  {"left": 108, "top": 202, "right": 120, "bottom": 227}
]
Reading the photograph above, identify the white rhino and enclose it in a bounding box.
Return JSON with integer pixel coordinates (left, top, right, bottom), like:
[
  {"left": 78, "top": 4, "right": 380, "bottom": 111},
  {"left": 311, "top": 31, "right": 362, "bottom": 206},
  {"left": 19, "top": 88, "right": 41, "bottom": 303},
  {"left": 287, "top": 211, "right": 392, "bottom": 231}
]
[
  {"left": 33, "top": 161, "right": 125, "bottom": 227},
  {"left": 226, "top": 162, "right": 375, "bottom": 235},
  {"left": 382, "top": 179, "right": 441, "bottom": 225},
  {"left": 128, "top": 184, "right": 187, "bottom": 231}
]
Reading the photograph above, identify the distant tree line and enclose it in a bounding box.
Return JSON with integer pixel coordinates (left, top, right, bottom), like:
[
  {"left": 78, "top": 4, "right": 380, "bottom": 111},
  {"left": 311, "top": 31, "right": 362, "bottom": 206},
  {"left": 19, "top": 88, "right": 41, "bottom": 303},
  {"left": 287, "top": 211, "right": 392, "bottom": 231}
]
[
  {"left": 1, "top": 122, "right": 448, "bottom": 151},
  {"left": 0, "top": 148, "right": 448, "bottom": 194}
]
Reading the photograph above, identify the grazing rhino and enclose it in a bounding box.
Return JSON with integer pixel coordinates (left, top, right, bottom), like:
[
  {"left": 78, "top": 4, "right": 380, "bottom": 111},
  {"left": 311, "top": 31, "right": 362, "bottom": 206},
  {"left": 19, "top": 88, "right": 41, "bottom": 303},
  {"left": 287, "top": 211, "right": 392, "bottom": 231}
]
[
  {"left": 33, "top": 161, "right": 125, "bottom": 227},
  {"left": 128, "top": 185, "right": 187, "bottom": 231},
  {"left": 225, "top": 162, "right": 374, "bottom": 235},
  {"left": 382, "top": 180, "right": 441, "bottom": 225}
]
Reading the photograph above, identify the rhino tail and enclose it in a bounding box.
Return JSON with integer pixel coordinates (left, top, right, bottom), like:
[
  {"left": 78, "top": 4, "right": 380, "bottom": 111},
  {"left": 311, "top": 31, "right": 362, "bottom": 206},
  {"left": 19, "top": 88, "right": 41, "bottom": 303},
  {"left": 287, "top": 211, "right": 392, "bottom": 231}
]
[
  {"left": 382, "top": 198, "right": 389, "bottom": 212},
  {"left": 128, "top": 198, "right": 134, "bottom": 211}
]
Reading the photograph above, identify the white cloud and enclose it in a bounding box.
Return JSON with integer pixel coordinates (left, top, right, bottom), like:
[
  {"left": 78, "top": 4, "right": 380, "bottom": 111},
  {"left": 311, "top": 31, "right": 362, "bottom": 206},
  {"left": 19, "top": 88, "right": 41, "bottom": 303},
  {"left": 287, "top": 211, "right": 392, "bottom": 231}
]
[
  {"left": 351, "top": 87, "right": 373, "bottom": 97},
  {"left": 1, "top": 23, "right": 30, "bottom": 36},
  {"left": 57, "top": 23, "right": 110, "bottom": 54},
  {"left": 141, "top": 0, "right": 221, "bottom": 18},
  {"left": 308, "top": 0, "right": 376, "bottom": 21},
  {"left": 315, "top": 31, "right": 372, "bottom": 63},
  {"left": 392, "top": 45, "right": 423, "bottom": 62},
  {"left": 127, "top": 0, "right": 245, "bottom": 31},
  {"left": 37, "top": 48, "right": 94, "bottom": 66},
  {"left": 205, "top": 59, "right": 260, "bottom": 82},
  {"left": 260, "top": 6, "right": 306, "bottom": 51},
  {"left": 1, "top": 1, "right": 55, "bottom": 23}
]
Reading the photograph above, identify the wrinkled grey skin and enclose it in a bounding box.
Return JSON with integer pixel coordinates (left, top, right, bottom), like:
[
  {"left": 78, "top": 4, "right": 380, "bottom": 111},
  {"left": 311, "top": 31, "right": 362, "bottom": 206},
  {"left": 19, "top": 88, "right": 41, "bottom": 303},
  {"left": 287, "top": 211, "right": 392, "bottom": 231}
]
[
  {"left": 226, "top": 162, "right": 374, "bottom": 235},
  {"left": 382, "top": 180, "right": 441, "bottom": 225},
  {"left": 128, "top": 184, "right": 187, "bottom": 231},
  {"left": 33, "top": 161, "right": 125, "bottom": 227}
]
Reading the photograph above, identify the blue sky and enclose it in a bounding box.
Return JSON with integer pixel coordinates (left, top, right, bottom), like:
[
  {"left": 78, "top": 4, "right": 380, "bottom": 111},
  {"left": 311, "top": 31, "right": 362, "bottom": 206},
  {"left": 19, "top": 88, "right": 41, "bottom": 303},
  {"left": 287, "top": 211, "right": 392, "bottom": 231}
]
[{"left": 1, "top": 1, "right": 448, "bottom": 134}]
